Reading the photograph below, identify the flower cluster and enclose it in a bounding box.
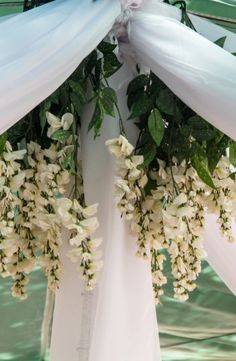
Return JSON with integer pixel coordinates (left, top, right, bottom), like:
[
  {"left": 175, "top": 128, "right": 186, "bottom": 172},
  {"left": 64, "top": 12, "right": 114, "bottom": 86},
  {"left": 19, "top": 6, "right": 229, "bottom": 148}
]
[
  {"left": 0, "top": 113, "right": 102, "bottom": 299},
  {"left": 107, "top": 135, "right": 236, "bottom": 304}
]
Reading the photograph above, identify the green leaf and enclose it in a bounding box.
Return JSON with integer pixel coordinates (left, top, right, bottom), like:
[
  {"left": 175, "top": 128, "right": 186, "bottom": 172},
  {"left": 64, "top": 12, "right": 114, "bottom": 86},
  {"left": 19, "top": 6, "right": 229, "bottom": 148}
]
[
  {"left": 62, "top": 153, "right": 76, "bottom": 174},
  {"left": 49, "top": 89, "right": 60, "bottom": 105},
  {"left": 127, "top": 74, "right": 149, "bottom": 95},
  {"left": 191, "top": 154, "right": 215, "bottom": 189},
  {"left": 214, "top": 36, "right": 227, "bottom": 48},
  {"left": 59, "top": 84, "right": 70, "bottom": 110},
  {"left": 94, "top": 58, "right": 102, "bottom": 87},
  {"left": 100, "top": 87, "right": 117, "bottom": 117},
  {"left": 229, "top": 172, "right": 236, "bottom": 180},
  {"left": 85, "top": 50, "right": 98, "bottom": 77},
  {"left": 51, "top": 129, "right": 71, "bottom": 143},
  {"left": 148, "top": 109, "right": 165, "bottom": 146},
  {"left": 39, "top": 99, "right": 51, "bottom": 134},
  {"left": 187, "top": 115, "right": 208, "bottom": 129},
  {"left": 88, "top": 101, "right": 104, "bottom": 137},
  {"left": 229, "top": 141, "right": 236, "bottom": 168},
  {"left": 69, "top": 80, "right": 86, "bottom": 103},
  {"left": 208, "top": 135, "right": 229, "bottom": 173},
  {"left": 190, "top": 141, "right": 215, "bottom": 188},
  {"left": 157, "top": 88, "right": 175, "bottom": 115},
  {"left": 190, "top": 140, "right": 207, "bottom": 158},
  {"left": 103, "top": 53, "right": 122, "bottom": 78},
  {"left": 127, "top": 88, "right": 144, "bottom": 110},
  {"left": 128, "top": 93, "right": 152, "bottom": 119},
  {"left": 0, "top": 133, "right": 7, "bottom": 155},
  {"left": 141, "top": 143, "right": 157, "bottom": 168},
  {"left": 98, "top": 41, "right": 117, "bottom": 54},
  {"left": 144, "top": 178, "right": 157, "bottom": 196},
  {"left": 70, "top": 92, "right": 83, "bottom": 116},
  {"left": 184, "top": 115, "right": 216, "bottom": 142}
]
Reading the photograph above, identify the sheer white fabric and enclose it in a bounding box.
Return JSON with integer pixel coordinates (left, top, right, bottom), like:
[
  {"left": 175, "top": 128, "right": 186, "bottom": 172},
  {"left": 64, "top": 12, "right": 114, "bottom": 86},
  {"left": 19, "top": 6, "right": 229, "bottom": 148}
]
[
  {"left": 204, "top": 216, "right": 236, "bottom": 296},
  {"left": 51, "top": 63, "right": 161, "bottom": 361},
  {"left": 125, "top": 0, "right": 236, "bottom": 296},
  {"left": 0, "top": 0, "right": 120, "bottom": 135},
  {"left": 128, "top": 0, "right": 236, "bottom": 140}
]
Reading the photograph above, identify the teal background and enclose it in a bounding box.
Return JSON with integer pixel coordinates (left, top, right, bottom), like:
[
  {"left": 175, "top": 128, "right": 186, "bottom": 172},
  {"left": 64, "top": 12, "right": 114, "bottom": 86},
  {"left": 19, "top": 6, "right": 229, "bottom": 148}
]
[
  {"left": 158, "top": 262, "right": 236, "bottom": 361},
  {"left": 0, "top": 1, "right": 236, "bottom": 360},
  {"left": 0, "top": 270, "right": 47, "bottom": 361}
]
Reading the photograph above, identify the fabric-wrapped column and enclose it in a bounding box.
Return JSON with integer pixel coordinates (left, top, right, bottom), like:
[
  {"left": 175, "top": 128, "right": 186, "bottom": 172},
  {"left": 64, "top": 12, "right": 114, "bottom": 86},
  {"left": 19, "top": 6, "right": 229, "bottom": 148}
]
[
  {"left": 80, "top": 62, "right": 161, "bottom": 361},
  {"left": 50, "top": 61, "right": 161, "bottom": 361}
]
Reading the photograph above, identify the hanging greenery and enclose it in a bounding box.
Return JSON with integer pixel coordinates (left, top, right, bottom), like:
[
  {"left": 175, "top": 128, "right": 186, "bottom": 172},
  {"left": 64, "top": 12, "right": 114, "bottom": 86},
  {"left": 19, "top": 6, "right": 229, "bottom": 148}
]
[{"left": 1, "top": 14, "right": 235, "bottom": 303}]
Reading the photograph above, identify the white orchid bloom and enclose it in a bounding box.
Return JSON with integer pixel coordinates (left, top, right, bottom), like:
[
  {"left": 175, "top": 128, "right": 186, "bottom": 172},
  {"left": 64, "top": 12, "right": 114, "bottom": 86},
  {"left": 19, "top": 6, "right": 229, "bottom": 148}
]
[{"left": 46, "top": 111, "right": 74, "bottom": 138}]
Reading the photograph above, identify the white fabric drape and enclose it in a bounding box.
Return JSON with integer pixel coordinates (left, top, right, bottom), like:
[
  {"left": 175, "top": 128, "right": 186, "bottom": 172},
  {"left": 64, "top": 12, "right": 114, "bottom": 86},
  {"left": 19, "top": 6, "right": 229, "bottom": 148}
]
[
  {"left": 204, "top": 215, "right": 236, "bottom": 296},
  {"left": 0, "top": 0, "right": 120, "bottom": 135},
  {"left": 128, "top": 0, "right": 236, "bottom": 141},
  {"left": 125, "top": 0, "right": 236, "bottom": 296},
  {"left": 51, "top": 63, "right": 160, "bottom": 361}
]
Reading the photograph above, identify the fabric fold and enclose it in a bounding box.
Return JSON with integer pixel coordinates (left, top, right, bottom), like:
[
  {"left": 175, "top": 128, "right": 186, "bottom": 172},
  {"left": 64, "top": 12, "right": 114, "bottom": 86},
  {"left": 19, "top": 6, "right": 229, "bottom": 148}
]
[
  {"left": 0, "top": 0, "right": 121, "bottom": 135},
  {"left": 128, "top": 0, "right": 236, "bottom": 141}
]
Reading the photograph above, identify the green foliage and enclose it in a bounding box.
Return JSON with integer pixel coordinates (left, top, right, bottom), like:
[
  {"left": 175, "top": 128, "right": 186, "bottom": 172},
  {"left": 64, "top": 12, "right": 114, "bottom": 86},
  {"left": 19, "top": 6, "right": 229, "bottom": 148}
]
[
  {"left": 191, "top": 154, "right": 215, "bottom": 188},
  {"left": 230, "top": 141, "right": 236, "bottom": 167},
  {"left": 0, "top": 133, "right": 7, "bottom": 155},
  {"left": 100, "top": 87, "right": 117, "bottom": 117},
  {"left": 83, "top": 40, "right": 122, "bottom": 137},
  {"left": 148, "top": 109, "right": 165, "bottom": 146},
  {"left": 128, "top": 70, "right": 231, "bottom": 188},
  {"left": 190, "top": 141, "right": 215, "bottom": 188},
  {"left": 207, "top": 135, "right": 229, "bottom": 174},
  {"left": 5, "top": 36, "right": 233, "bottom": 190},
  {"left": 88, "top": 101, "right": 104, "bottom": 137},
  {"left": 51, "top": 129, "right": 71, "bottom": 144},
  {"left": 157, "top": 88, "right": 175, "bottom": 115}
]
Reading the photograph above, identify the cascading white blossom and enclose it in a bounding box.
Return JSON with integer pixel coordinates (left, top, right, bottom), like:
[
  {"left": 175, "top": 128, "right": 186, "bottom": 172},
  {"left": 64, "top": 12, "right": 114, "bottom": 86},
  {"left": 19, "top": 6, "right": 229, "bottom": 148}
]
[
  {"left": 0, "top": 113, "right": 102, "bottom": 299},
  {"left": 106, "top": 135, "right": 236, "bottom": 304}
]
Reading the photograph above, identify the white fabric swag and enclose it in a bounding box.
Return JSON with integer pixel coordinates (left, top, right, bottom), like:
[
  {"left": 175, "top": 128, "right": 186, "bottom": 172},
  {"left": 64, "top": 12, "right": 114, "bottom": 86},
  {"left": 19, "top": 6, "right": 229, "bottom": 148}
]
[{"left": 0, "top": 0, "right": 236, "bottom": 360}]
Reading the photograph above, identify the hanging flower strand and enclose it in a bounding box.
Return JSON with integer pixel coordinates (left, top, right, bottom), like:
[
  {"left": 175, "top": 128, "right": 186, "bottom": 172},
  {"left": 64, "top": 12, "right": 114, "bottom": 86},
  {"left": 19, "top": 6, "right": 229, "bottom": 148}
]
[
  {"left": 0, "top": 112, "right": 103, "bottom": 299},
  {"left": 106, "top": 134, "right": 236, "bottom": 304}
]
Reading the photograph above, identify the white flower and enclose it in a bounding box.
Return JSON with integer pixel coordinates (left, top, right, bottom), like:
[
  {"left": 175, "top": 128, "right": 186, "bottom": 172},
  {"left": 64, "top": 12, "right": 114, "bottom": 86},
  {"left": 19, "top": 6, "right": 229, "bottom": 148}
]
[
  {"left": 82, "top": 204, "right": 99, "bottom": 218},
  {"left": 80, "top": 217, "right": 99, "bottom": 233},
  {"left": 3, "top": 149, "right": 26, "bottom": 161},
  {"left": 106, "top": 135, "right": 134, "bottom": 158},
  {"left": 10, "top": 172, "right": 26, "bottom": 192},
  {"left": 61, "top": 113, "right": 74, "bottom": 131},
  {"left": 56, "top": 198, "right": 72, "bottom": 215},
  {"left": 46, "top": 112, "right": 61, "bottom": 129}
]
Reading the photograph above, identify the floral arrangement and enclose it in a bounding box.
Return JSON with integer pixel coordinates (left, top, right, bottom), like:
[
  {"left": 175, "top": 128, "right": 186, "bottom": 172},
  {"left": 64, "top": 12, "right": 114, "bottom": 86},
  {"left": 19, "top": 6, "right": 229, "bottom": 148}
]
[
  {"left": 106, "top": 136, "right": 236, "bottom": 303},
  {"left": 0, "top": 112, "right": 102, "bottom": 299},
  {"left": 1, "top": 30, "right": 236, "bottom": 304}
]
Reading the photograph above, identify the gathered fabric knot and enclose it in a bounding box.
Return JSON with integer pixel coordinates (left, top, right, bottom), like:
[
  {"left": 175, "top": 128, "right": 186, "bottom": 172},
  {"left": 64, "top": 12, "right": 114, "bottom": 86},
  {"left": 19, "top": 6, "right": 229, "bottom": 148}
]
[
  {"left": 120, "top": 0, "right": 143, "bottom": 10},
  {"left": 113, "top": 0, "right": 143, "bottom": 40}
]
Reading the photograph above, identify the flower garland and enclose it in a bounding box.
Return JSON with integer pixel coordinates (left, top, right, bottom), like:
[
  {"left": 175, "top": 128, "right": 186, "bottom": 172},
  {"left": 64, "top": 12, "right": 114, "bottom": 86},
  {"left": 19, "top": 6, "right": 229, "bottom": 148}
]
[
  {"left": 2, "top": 35, "right": 236, "bottom": 305},
  {"left": 106, "top": 135, "right": 236, "bottom": 304},
  {"left": 0, "top": 112, "right": 102, "bottom": 299}
]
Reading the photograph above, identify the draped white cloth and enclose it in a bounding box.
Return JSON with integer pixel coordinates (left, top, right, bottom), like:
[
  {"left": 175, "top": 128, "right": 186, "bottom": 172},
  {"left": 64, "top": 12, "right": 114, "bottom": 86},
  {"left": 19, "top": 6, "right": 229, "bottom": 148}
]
[
  {"left": 0, "top": 0, "right": 120, "bottom": 134},
  {"left": 204, "top": 216, "right": 236, "bottom": 296},
  {"left": 51, "top": 63, "right": 160, "bottom": 361},
  {"left": 128, "top": 0, "right": 236, "bottom": 140},
  {"left": 0, "top": 0, "right": 236, "bottom": 359},
  {"left": 125, "top": 0, "right": 236, "bottom": 297}
]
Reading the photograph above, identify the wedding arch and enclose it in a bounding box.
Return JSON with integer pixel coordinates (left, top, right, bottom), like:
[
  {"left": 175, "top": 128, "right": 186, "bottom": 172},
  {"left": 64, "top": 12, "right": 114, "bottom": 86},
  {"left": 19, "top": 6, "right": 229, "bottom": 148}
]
[{"left": 0, "top": 0, "right": 236, "bottom": 360}]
